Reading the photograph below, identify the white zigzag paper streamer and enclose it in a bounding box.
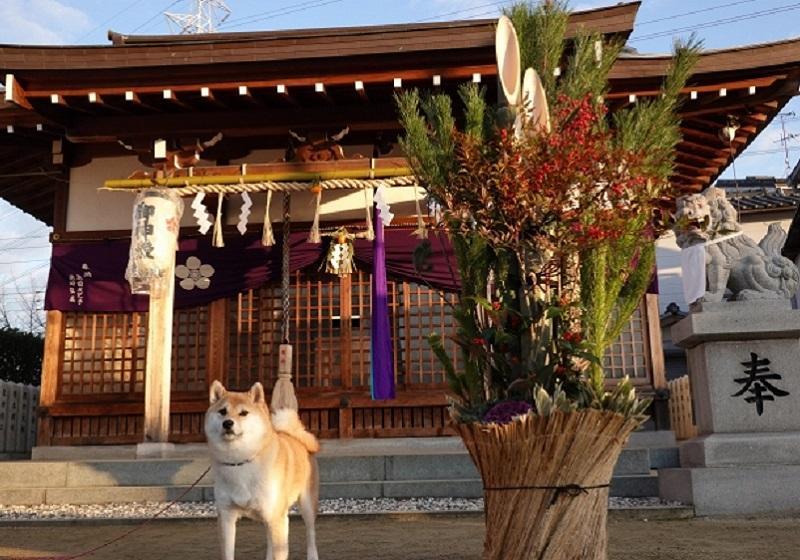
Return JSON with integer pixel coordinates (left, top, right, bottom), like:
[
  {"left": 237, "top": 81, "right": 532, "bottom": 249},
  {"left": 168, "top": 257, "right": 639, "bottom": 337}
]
[
  {"left": 373, "top": 184, "right": 394, "bottom": 226},
  {"left": 191, "top": 193, "right": 213, "bottom": 235},
  {"left": 237, "top": 192, "right": 252, "bottom": 235}
]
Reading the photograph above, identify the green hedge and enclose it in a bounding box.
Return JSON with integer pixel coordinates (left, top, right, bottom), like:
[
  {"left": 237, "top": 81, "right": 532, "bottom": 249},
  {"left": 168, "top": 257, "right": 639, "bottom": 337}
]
[{"left": 0, "top": 328, "right": 43, "bottom": 385}]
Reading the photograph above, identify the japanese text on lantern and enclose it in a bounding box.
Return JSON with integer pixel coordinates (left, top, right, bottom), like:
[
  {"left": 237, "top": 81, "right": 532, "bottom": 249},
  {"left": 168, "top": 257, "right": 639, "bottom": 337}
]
[
  {"left": 732, "top": 352, "right": 790, "bottom": 416},
  {"left": 133, "top": 202, "right": 156, "bottom": 260}
]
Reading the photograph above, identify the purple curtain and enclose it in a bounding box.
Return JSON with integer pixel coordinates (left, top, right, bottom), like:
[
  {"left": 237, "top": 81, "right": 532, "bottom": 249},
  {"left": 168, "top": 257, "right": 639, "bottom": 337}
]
[
  {"left": 354, "top": 229, "right": 460, "bottom": 293},
  {"left": 45, "top": 232, "right": 324, "bottom": 312},
  {"left": 45, "top": 228, "right": 460, "bottom": 312},
  {"left": 370, "top": 208, "right": 395, "bottom": 400}
]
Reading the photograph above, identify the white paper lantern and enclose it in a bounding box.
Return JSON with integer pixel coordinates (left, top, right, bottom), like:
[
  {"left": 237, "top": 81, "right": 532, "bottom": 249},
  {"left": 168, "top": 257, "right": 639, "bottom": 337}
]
[{"left": 125, "top": 188, "right": 184, "bottom": 294}]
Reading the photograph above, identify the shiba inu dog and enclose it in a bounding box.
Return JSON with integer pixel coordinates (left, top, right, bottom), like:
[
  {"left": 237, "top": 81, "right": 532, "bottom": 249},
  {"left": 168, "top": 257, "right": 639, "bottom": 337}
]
[{"left": 205, "top": 381, "right": 320, "bottom": 560}]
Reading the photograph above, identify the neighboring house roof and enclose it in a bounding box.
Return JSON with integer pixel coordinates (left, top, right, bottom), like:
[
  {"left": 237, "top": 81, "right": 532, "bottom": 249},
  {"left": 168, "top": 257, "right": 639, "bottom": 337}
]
[
  {"left": 716, "top": 176, "right": 787, "bottom": 191},
  {"left": 728, "top": 191, "right": 800, "bottom": 214}
]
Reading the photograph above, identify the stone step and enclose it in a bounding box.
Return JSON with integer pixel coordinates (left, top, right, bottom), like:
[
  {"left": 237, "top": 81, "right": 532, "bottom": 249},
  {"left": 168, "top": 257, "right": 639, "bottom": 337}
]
[
  {"left": 610, "top": 473, "right": 660, "bottom": 498},
  {"left": 0, "top": 448, "right": 659, "bottom": 489},
  {"left": 0, "top": 473, "right": 664, "bottom": 505}
]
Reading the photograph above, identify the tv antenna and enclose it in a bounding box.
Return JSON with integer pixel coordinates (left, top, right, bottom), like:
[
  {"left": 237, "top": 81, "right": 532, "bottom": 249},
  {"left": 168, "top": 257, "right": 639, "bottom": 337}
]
[
  {"left": 775, "top": 111, "right": 797, "bottom": 178},
  {"left": 165, "top": 0, "right": 231, "bottom": 34}
]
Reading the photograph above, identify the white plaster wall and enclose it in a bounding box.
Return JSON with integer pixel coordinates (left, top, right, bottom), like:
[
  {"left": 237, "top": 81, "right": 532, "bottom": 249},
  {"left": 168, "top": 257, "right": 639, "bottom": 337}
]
[
  {"left": 66, "top": 146, "right": 424, "bottom": 232},
  {"left": 655, "top": 218, "right": 793, "bottom": 313},
  {"left": 67, "top": 156, "right": 149, "bottom": 231}
]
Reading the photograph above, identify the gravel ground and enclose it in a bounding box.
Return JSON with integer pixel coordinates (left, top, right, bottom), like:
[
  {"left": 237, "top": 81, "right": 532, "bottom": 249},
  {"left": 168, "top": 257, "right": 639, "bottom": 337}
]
[
  {"left": 4, "top": 516, "right": 800, "bottom": 560},
  {"left": 0, "top": 497, "right": 680, "bottom": 521}
]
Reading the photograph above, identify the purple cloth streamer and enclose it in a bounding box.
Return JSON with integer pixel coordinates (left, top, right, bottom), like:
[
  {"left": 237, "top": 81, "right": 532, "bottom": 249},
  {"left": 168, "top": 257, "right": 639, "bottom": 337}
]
[{"left": 370, "top": 207, "right": 396, "bottom": 400}]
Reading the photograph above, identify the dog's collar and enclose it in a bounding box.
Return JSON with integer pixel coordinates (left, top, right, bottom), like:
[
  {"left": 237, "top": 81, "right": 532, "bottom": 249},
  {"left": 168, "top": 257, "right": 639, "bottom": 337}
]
[{"left": 220, "top": 457, "right": 254, "bottom": 467}]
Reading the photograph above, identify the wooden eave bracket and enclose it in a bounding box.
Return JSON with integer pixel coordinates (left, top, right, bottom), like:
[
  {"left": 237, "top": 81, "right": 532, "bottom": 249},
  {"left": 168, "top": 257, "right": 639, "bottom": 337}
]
[{"left": 4, "top": 74, "right": 33, "bottom": 110}]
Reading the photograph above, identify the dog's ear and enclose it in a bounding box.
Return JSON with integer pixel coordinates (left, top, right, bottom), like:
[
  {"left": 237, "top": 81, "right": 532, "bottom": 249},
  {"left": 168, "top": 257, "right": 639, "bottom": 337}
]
[
  {"left": 209, "top": 380, "right": 226, "bottom": 404},
  {"left": 249, "top": 382, "right": 265, "bottom": 404}
]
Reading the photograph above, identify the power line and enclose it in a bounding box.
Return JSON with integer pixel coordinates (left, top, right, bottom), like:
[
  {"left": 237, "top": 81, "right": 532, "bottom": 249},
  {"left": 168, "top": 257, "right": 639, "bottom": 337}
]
[
  {"left": 76, "top": 0, "right": 151, "bottom": 41},
  {"left": 221, "top": 0, "right": 334, "bottom": 27},
  {"left": 630, "top": 2, "right": 800, "bottom": 43},
  {"left": 0, "top": 226, "right": 50, "bottom": 251},
  {"left": 0, "top": 263, "right": 50, "bottom": 291},
  {"left": 129, "top": 0, "right": 184, "bottom": 34},
  {"left": 0, "top": 259, "right": 50, "bottom": 266},
  {"left": 2, "top": 246, "right": 52, "bottom": 251},
  {"left": 0, "top": 235, "right": 50, "bottom": 242},
  {"left": 739, "top": 146, "right": 800, "bottom": 157},
  {"left": 414, "top": 0, "right": 510, "bottom": 23},
  {"left": 636, "top": 0, "right": 759, "bottom": 26},
  {"left": 219, "top": 0, "right": 346, "bottom": 30}
]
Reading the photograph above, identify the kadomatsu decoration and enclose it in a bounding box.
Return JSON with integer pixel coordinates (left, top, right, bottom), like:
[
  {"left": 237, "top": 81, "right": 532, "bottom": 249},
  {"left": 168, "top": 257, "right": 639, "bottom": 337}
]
[{"left": 397, "top": 2, "right": 699, "bottom": 559}]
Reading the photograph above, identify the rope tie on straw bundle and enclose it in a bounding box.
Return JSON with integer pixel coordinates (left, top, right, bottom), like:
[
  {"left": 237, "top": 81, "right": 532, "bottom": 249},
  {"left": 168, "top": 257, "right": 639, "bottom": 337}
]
[{"left": 484, "top": 482, "right": 611, "bottom": 506}]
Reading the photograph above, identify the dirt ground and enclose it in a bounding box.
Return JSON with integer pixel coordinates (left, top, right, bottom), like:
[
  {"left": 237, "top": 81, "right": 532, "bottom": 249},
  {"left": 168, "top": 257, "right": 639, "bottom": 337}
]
[{"left": 1, "top": 514, "right": 799, "bottom": 560}]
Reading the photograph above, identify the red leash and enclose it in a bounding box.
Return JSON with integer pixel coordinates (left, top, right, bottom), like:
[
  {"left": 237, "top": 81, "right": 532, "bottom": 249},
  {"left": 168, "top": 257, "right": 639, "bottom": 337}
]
[{"left": 1, "top": 466, "right": 212, "bottom": 560}]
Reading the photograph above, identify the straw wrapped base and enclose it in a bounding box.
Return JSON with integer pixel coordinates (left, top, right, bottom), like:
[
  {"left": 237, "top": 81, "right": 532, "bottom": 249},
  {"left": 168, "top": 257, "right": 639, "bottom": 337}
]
[{"left": 455, "top": 409, "right": 640, "bottom": 560}]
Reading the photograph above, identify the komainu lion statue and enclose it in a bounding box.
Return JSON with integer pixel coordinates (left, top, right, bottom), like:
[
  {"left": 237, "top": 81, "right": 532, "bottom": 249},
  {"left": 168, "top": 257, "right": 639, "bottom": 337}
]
[{"left": 674, "top": 187, "right": 799, "bottom": 302}]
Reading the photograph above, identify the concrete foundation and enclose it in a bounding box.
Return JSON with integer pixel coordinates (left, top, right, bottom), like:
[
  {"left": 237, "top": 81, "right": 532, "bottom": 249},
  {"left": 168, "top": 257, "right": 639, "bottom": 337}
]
[{"left": 4, "top": 435, "right": 676, "bottom": 505}]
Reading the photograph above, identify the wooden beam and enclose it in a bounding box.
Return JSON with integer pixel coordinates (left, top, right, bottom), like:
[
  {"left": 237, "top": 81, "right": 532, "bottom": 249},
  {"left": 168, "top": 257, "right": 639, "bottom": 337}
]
[
  {"left": 87, "top": 91, "right": 125, "bottom": 113},
  {"left": 676, "top": 151, "right": 729, "bottom": 167},
  {"left": 237, "top": 85, "right": 260, "bottom": 107},
  {"left": 4, "top": 74, "right": 33, "bottom": 110},
  {"left": 162, "top": 89, "right": 191, "bottom": 110},
  {"left": 607, "top": 75, "right": 783, "bottom": 100},
  {"left": 200, "top": 86, "right": 226, "bottom": 108},
  {"left": 20, "top": 65, "right": 496, "bottom": 99},
  {"left": 66, "top": 104, "right": 400, "bottom": 143},
  {"left": 676, "top": 139, "right": 723, "bottom": 157},
  {"left": 275, "top": 84, "right": 297, "bottom": 106},
  {"left": 681, "top": 126, "right": 746, "bottom": 147},
  {"left": 675, "top": 162, "right": 718, "bottom": 175},
  {"left": 673, "top": 172, "right": 711, "bottom": 184},
  {"left": 354, "top": 80, "right": 368, "bottom": 102},
  {"left": 678, "top": 79, "right": 799, "bottom": 119},
  {"left": 314, "top": 82, "right": 332, "bottom": 104},
  {"left": 124, "top": 90, "right": 159, "bottom": 112}
]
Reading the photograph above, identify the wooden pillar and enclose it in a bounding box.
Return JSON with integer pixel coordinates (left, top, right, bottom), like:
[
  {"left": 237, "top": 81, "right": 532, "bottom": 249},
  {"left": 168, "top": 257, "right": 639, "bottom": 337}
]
[
  {"left": 37, "top": 310, "right": 64, "bottom": 446},
  {"left": 645, "top": 293, "right": 670, "bottom": 430},
  {"left": 143, "top": 270, "right": 176, "bottom": 443}
]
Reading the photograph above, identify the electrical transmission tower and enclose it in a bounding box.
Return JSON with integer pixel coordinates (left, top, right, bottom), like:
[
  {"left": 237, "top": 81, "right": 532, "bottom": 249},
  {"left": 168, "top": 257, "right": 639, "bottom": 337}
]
[{"left": 165, "top": 0, "right": 231, "bottom": 34}]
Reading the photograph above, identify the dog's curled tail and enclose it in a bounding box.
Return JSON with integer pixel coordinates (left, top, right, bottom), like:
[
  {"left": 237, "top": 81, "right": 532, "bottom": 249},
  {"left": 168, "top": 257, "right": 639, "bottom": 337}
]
[{"left": 272, "top": 408, "right": 321, "bottom": 453}]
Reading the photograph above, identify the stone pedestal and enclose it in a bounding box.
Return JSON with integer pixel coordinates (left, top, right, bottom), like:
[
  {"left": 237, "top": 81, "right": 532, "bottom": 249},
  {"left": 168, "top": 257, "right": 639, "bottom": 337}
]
[
  {"left": 660, "top": 300, "right": 800, "bottom": 515},
  {"left": 136, "top": 442, "right": 177, "bottom": 459}
]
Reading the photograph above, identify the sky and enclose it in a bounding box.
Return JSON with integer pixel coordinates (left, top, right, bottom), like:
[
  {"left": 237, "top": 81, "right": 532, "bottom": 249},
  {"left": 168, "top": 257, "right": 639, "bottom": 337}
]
[{"left": 1, "top": 0, "right": 800, "bottom": 328}]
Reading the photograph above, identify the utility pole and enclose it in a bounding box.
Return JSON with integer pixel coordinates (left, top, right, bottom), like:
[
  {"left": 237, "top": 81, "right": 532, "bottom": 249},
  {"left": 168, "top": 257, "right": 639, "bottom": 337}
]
[
  {"left": 777, "top": 111, "right": 796, "bottom": 178},
  {"left": 165, "top": 0, "right": 231, "bottom": 34}
]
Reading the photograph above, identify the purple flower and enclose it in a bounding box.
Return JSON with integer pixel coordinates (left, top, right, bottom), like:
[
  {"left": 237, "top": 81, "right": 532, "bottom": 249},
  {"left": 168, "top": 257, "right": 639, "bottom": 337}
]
[{"left": 483, "top": 400, "right": 533, "bottom": 424}]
